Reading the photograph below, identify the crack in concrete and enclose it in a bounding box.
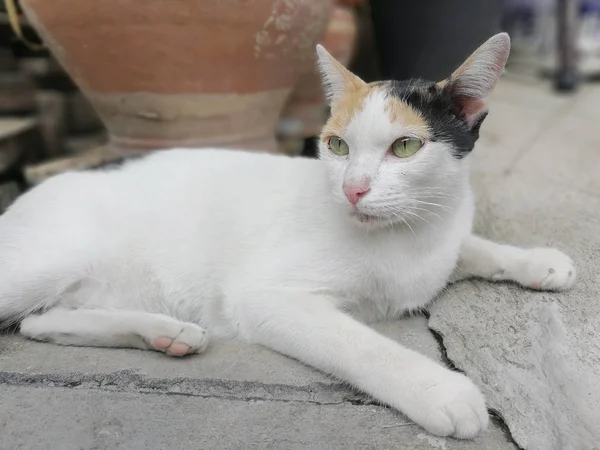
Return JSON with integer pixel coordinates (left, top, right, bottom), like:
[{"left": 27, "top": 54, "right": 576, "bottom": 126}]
[
  {"left": 0, "top": 369, "right": 363, "bottom": 407},
  {"left": 426, "top": 320, "right": 525, "bottom": 450}
]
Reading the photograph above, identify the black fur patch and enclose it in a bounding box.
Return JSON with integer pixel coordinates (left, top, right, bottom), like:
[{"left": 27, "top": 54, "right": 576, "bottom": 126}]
[{"left": 384, "top": 79, "right": 486, "bottom": 159}]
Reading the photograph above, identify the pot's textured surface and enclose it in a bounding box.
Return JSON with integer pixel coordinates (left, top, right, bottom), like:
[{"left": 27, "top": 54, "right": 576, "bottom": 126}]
[
  {"left": 21, "top": 0, "right": 332, "bottom": 153},
  {"left": 278, "top": 5, "right": 357, "bottom": 140}
]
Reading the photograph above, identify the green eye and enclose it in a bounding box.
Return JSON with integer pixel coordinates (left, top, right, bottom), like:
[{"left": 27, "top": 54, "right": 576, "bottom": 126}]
[
  {"left": 391, "top": 138, "right": 422, "bottom": 158},
  {"left": 328, "top": 136, "right": 349, "bottom": 156}
]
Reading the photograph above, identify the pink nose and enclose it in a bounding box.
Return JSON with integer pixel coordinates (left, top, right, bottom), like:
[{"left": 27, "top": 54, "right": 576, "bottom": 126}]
[{"left": 343, "top": 183, "right": 370, "bottom": 205}]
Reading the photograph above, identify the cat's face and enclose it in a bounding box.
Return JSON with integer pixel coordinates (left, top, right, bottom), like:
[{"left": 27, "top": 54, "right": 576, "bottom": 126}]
[{"left": 316, "top": 33, "right": 510, "bottom": 229}]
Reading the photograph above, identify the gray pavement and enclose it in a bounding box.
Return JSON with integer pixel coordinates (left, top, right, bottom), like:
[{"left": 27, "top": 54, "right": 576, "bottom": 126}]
[{"left": 1, "top": 76, "right": 599, "bottom": 449}]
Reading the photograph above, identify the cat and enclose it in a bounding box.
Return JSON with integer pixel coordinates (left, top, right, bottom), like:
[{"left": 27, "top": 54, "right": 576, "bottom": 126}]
[{"left": 0, "top": 32, "right": 575, "bottom": 439}]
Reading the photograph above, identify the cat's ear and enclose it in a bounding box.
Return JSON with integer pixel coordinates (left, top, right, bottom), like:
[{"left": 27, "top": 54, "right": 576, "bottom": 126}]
[
  {"left": 316, "top": 44, "right": 366, "bottom": 104},
  {"left": 438, "top": 33, "right": 510, "bottom": 127}
]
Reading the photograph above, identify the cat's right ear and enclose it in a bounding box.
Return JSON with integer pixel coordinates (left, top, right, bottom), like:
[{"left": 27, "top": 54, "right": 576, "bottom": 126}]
[
  {"left": 437, "top": 33, "right": 511, "bottom": 127},
  {"left": 316, "top": 44, "right": 366, "bottom": 105}
]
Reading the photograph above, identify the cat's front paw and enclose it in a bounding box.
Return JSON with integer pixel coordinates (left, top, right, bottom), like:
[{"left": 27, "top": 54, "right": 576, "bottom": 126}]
[
  {"left": 514, "top": 248, "right": 576, "bottom": 291},
  {"left": 403, "top": 369, "right": 489, "bottom": 439},
  {"left": 145, "top": 321, "right": 209, "bottom": 357}
]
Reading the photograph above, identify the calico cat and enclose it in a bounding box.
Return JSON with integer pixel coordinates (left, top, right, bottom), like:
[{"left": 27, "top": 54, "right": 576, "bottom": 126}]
[{"left": 0, "top": 33, "right": 575, "bottom": 438}]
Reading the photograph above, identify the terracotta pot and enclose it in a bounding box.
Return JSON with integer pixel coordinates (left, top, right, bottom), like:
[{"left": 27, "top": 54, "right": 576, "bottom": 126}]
[
  {"left": 20, "top": 0, "right": 333, "bottom": 154},
  {"left": 278, "top": 4, "right": 357, "bottom": 140}
]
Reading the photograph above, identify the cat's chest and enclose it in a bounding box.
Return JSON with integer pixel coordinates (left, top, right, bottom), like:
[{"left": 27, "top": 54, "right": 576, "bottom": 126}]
[{"left": 339, "top": 236, "right": 461, "bottom": 321}]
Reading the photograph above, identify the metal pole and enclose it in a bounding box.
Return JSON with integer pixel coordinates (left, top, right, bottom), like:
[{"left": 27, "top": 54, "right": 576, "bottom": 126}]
[{"left": 554, "top": 0, "right": 580, "bottom": 92}]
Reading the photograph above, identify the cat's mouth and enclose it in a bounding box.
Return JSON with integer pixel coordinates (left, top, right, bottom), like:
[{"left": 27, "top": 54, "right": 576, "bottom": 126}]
[{"left": 349, "top": 210, "right": 383, "bottom": 224}]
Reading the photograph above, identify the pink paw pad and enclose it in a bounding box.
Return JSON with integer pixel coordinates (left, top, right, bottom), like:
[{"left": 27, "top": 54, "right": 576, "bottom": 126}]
[
  {"left": 152, "top": 336, "right": 174, "bottom": 351},
  {"left": 151, "top": 336, "right": 192, "bottom": 356},
  {"left": 147, "top": 323, "right": 208, "bottom": 357},
  {"left": 167, "top": 342, "right": 192, "bottom": 356}
]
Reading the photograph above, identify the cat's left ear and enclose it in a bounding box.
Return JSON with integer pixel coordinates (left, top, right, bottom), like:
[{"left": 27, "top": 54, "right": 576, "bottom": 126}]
[
  {"left": 316, "top": 44, "right": 366, "bottom": 105},
  {"left": 438, "top": 33, "right": 511, "bottom": 127}
]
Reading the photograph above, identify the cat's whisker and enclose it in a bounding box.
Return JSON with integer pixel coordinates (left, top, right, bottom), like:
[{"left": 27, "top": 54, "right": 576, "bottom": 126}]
[
  {"left": 375, "top": 208, "right": 400, "bottom": 232},
  {"left": 372, "top": 205, "right": 417, "bottom": 236},
  {"left": 407, "top": 192, "right": 460, "bottom": 203},
  {"left": 403, "top": 209, "right": 438, "bottom": 230},
  {"left": 410, "top": 200, "right": 453, "bottom": 212},
  {"left": 366, "top": 200, "right": 449, "bottom": 219},
  {"left": 401, "top": 189, "right": 454, "bottom": 197},
  {"left": 405, "top": 191, "right": 458, "bottom": 200},
  {"left": 398, "top": 214, "right": 417, "bottom": 237},
  {"left": 402, "top": 187, "right": 460, "bottom": 198},
  {"left": 367, "top": 193, "right": 458, "bottom": 209},
  {"left": 407, "top": 206, "right": 444, "bottom": 222},
  {"left": 378, "top": 206, "right": 420, "bottom": 237}
]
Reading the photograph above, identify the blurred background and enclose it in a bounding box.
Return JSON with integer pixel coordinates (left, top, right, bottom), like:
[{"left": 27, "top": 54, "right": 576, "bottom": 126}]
[
  {"left": 0, "top": 0, "right": 597, "bottom": 213},
  {"left": 2, "top": 4, "right": 598, "bottom": 449}
]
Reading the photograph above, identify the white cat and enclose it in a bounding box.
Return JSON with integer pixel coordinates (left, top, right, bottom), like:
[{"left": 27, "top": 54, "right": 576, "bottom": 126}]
[{"left": 0, "top": 33, "right": 575, "bottom": 439}]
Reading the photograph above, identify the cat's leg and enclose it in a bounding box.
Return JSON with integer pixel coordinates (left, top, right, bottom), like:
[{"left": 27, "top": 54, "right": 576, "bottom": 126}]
[
  {"left": 452, "top": 234, "right": 576, "bottom": 290},
  {"left": 230, "top": 289, "right": 488, "bottom": 439},
  {"left": 20, "top": 307, "right": 208, "bottom": 356}
]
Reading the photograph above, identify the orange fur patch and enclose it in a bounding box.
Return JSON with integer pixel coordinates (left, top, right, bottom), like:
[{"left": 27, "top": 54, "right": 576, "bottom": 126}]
[
  {"left": 384, "top": 95, "right": 428, "bottom": 137},
  {"left": 320, "top": 84, "right": 371, "bottom": 141}
]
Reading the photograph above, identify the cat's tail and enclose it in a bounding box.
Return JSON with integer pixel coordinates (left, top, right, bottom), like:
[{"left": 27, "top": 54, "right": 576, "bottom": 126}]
[
  {"left": 0, "top": 271, "right": 65, "bottom": 330},
  {"left": 0, "top": 229, "right": 80, "bottom": 330},
  {"left": 0, "top": 239, "right": 81, "bottom": 329},
  {"left": 0, "top": 249, "right": 84, "bottom": 330}
]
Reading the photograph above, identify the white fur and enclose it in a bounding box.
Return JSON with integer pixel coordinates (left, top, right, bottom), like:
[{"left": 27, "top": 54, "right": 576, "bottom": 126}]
[
  {"left": 453, "top": 235, "right": 576, "bottom": 290},
  {"left": 21, "top": 307, "right": 208, "bottom": 356},
  {"left": 0, "top": 33, "right": 576, "bottom": 439}
]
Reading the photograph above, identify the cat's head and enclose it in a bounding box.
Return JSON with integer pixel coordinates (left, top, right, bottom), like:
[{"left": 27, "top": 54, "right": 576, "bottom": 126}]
[{"left": 316, "top": 33, "right": 510, "bottom": 229}]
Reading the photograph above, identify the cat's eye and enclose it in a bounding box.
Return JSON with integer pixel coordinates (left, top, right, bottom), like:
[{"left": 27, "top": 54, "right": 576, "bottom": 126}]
[
  {"left": 391, "top": 138, "right": 422, "bottom": 158},
  {"left": 328, "top": 136, "right": 349, "bottom": 156}
]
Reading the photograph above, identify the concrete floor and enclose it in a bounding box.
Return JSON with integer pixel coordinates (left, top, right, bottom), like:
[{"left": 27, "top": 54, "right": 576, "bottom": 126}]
[{"left": 1, "top": 76, "right": 599, "bottom": 450}]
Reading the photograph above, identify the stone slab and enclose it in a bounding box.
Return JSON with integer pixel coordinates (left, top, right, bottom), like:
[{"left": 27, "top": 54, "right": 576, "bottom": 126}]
[
  {"left": 0, "top": 386, "right": 515, "bottom": 450},
  {"left": 491, "top": 76, "right": 571, "bottom": 112},
  {"left": 473, "top": 77, "right": 576, "bottom": 176},
  {"left": 569, "top": 82, "right": 600, "bottom": 123}
]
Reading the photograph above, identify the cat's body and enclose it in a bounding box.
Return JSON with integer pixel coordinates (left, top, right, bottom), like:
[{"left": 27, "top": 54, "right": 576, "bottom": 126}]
[
  {"left": 0, "top": 33, "right": 576, "bottom": 439},
  {"left": 0, "top": 148, "right": 472, "bottom": 330}
]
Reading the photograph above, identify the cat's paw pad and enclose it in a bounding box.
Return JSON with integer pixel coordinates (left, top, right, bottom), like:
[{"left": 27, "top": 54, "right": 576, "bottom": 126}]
[
  {"left": 518, "top": 248, "right": 576, "bottom": 291},
  {"left": 407, "top": 370, "right": 489, "bottom": 439},
  {"left": 148, "top": 322, "right": 208, "bottom": 357}
]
